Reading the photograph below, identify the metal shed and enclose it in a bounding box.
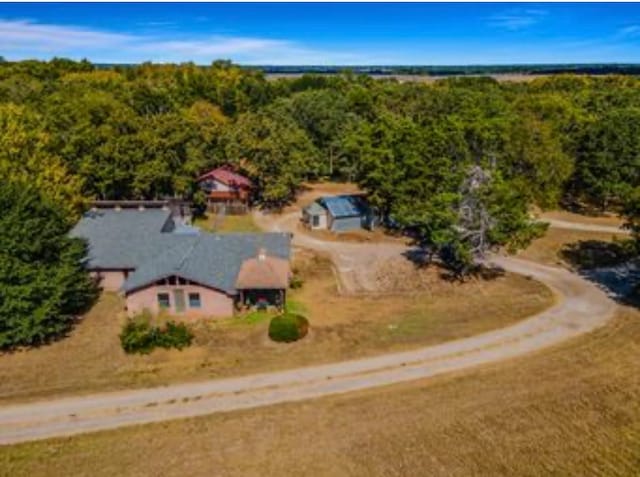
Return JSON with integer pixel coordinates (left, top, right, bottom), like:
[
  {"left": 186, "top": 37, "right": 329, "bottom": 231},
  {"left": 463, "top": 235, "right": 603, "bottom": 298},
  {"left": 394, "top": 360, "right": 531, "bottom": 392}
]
[{"left": 320, "top": 195, "right": 371, "bottom": 232}]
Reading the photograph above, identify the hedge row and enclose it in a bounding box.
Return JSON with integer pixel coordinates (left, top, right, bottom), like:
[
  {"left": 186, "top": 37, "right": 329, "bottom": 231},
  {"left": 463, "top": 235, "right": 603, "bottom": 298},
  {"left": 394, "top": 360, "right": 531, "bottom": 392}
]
[{"left": 120, "top": 314, "right": 193, "bottom": 354}]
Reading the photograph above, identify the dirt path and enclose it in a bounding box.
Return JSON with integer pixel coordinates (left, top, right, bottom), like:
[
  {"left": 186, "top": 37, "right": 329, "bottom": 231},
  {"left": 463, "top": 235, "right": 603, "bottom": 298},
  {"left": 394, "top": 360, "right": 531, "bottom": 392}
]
[
  {"left": 255, "top": 210, "right": 406, "bottom": 293},
  {"left": 543, "top": 218, "right": 629, "bottom": 235},
  {"left": 0, "top": 211, "right": 619, "bottom": 445}
]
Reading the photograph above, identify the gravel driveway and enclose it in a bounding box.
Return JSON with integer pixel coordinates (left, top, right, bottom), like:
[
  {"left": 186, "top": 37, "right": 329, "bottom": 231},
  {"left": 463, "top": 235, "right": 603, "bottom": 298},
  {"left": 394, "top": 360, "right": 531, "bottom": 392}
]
[{"left": 0, "top": 212, "right": 619, "bottom": 445}]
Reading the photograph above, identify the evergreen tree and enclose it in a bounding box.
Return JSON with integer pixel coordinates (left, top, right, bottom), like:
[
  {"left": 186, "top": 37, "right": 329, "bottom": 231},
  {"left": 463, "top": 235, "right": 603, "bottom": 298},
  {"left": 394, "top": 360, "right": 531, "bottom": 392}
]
[{"left": 0, "top": 180, "right": 98, "bottom": 349}]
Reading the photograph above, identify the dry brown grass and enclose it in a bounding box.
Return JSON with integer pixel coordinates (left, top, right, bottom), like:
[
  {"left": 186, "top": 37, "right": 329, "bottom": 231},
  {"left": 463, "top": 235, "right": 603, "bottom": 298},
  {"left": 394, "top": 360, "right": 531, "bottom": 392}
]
[
  {"left": 3, "top": 307, "right": 638, "bottom": 477},
  {"left": 297, "top": 222, "right": 408, "bottom": 244},
  {"left": 283, "top": 181, "right": 362, "bottom": 213},
  {"left": 518, "top": 228, "right": 627, "bottom": 267},
  {"left": 193, "top": 213, "right": 261, "bottom": 233},
  {"left": 0, "top": 251, "right": 552, "bottom": 404},
  {"left": 540, "top": 209, "right": 624, "bottom": 227}
]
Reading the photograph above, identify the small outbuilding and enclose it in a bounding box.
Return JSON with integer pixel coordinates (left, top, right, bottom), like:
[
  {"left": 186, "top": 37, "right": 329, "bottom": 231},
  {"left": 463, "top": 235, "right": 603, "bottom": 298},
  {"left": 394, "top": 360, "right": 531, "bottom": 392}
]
[
  {"left": 302, "top": 195, "right": 374, "bottom": 232},
  {"left": 302, "top": 201, "right": 328, "bottom": 230}
]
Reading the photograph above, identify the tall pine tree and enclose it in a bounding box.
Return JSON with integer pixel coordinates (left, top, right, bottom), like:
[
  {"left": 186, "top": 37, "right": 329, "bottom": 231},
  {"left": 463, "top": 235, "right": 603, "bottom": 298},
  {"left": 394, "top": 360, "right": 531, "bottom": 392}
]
[{"left": 0, "top": 180, "right": 98, "bottom": 348}]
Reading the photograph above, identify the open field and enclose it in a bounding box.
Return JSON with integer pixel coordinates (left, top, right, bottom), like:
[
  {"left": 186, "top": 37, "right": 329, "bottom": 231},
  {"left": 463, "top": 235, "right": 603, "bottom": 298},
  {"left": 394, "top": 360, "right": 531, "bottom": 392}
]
[
  {"left": 0, "top": 252, "right": 552, "bottom": 404},
  {"left": 3, "top": 306, "right": 638, "bottom": 476},
  {"left": 266, "top": 73, "right": 549, "bottom": 83}
]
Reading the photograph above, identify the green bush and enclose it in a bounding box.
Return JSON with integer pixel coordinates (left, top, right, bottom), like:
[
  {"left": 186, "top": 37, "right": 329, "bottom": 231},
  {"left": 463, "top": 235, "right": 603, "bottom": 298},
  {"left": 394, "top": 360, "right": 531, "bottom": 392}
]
[
  {"left": 268, "top": 313, "right": 309, "bottom": 343},
  {"left": 289, "top": 273, "right": 304, "bottom": 289},
  {"left": 120, "top": 313, "right": 193, "bottom": 354}
]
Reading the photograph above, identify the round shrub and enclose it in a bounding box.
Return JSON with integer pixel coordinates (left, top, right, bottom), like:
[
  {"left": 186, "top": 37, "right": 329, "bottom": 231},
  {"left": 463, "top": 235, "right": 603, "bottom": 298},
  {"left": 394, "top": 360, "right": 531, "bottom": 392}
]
[{"left": 268, "top": 313, "right": 309, "bottom": 343}]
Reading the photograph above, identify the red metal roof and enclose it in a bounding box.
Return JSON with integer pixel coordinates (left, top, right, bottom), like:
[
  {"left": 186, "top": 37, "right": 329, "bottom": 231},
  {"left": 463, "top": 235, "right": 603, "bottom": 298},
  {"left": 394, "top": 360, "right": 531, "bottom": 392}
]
[{"left": 198, "top": 166, "right": 252, "bottom": 189}]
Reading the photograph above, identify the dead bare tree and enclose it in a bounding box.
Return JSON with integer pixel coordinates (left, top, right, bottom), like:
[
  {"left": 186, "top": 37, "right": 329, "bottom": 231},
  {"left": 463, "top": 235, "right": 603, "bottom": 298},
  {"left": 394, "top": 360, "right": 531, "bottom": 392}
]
[{"left": 457, "top": 165, "right": 496, "bottom": 258}]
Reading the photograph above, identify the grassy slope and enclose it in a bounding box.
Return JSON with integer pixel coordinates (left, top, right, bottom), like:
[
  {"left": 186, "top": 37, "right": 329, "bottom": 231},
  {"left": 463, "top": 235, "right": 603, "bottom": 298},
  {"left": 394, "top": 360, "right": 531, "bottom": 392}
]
[{"left": 3, "top": 307, "right": 639, "bottom": 476}]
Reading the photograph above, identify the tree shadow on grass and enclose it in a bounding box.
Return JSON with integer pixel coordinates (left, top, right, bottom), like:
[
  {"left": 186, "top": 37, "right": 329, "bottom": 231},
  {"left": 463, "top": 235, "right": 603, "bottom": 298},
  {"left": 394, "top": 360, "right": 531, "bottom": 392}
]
[
  {"left": 560, "top": 239, "right": 640, "bottom": 308},
  {"left": 402, "top": 247, "right": 506, "bottom": 283},
  {"left": 560, "top": 239, "right": 636, "bottom": 269}
]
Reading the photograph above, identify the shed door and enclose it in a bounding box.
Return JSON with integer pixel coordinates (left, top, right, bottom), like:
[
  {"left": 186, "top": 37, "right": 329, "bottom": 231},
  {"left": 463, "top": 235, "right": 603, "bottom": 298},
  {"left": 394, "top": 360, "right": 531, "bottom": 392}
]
[{"left": 174, "top": 289, "right": 186, "bottom": 313}]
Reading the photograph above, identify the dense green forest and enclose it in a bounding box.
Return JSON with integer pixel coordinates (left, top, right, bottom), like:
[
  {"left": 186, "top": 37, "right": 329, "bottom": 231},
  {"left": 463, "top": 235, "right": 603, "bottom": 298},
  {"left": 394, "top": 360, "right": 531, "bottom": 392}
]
[
  {"left": 1, "top": 58, "right": 639, "bottom": 270},
  {"left": 2, "top": 57, "right": 638, "bottom": 347}
]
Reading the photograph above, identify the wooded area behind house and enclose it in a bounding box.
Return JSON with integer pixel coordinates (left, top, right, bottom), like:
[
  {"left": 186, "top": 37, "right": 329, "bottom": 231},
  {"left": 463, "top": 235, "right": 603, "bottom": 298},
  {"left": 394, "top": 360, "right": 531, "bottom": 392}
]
[
  {"left": 0, "top": 59, "right": 638, "bottom": 206},
  {"left": 1, "top": 58, "right": 639, "bottom": 266}
]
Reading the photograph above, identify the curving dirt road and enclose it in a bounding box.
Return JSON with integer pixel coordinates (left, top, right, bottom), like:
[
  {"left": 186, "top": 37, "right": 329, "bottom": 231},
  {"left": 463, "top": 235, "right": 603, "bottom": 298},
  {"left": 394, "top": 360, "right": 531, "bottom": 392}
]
[{"left": 0, "top": 213, "right": 619, "bottom": 445}]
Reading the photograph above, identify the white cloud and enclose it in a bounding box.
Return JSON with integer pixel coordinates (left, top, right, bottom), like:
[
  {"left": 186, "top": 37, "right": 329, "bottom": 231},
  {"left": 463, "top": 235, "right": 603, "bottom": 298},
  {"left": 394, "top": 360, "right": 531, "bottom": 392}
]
[
  {"left": 0, "top": 19, "right": 133, "bottom": 51},
  {"left": 0, "top": 18, "right": 367, "bottom": 65},
  {"left": 487, "top": 9, "right": 548, "bottom": 31},
  {"left": 616, "top": 24, "right": 640, "bottom": 39},
  {"left": 136, "top": 21, "right": 176, "bottom": 27}
]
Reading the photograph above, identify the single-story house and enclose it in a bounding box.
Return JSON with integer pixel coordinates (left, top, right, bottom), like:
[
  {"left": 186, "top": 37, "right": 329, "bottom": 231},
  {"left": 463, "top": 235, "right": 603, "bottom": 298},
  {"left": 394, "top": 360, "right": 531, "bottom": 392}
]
[
  {"left": 70, "top": 208, "right": 291, "bottom": 319},
  {"left": 197, "top": 166, "right": 253, "bottom": 212},
  {"left": 302, "top": 195, "right": 374, "bottom": 232}
]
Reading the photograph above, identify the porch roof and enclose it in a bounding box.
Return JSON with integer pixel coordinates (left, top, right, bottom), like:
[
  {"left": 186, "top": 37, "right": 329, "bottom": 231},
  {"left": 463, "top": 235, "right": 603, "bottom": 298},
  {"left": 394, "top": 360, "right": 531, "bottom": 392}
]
[{"left": 235, "top": 254, "right": 290, "bottom": 290}]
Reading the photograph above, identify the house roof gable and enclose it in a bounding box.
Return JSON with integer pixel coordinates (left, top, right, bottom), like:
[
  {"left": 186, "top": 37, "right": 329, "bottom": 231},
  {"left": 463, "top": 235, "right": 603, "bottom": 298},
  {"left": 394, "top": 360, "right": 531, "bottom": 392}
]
[
  {"left": 235, "top": 254, "right": 290, "bottom": 290},
  {"left": 198, "top": 167, "right": 252, "bottom": 189},
  {"left": 303, "top": 201, "right": 327, "bottom": 216},
  {"left": 122, "top": 233, "right": 291, "bottom": 294},
  {"left": 70, "top": 208, "right": 291, "bottom": 295}
]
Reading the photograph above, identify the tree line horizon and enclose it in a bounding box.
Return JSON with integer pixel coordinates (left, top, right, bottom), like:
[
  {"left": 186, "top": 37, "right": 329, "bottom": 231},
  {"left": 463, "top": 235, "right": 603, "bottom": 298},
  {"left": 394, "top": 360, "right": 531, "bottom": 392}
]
[{"left": 1, "top": 58, "right": 639, "bottom": 270}]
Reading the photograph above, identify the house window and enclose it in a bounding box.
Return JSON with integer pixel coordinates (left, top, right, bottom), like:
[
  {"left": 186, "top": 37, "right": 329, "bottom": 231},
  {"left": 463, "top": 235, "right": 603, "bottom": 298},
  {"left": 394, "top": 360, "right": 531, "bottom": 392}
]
[
  {"left": 312, "top": 215, "right": 320, "bottom": 227},
  {"left": 157, "top": 293, "right": 170, "bottom": 309},
  {"left": 188, "top": 293, "right": 201, "bottom": 308}
]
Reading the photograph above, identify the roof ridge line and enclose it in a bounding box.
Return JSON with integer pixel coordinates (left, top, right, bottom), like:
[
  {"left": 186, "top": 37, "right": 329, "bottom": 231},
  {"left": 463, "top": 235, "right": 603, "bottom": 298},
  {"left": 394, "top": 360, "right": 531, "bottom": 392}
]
[{"left": 174, "top": 235, "right": 200, "bottom": 272}]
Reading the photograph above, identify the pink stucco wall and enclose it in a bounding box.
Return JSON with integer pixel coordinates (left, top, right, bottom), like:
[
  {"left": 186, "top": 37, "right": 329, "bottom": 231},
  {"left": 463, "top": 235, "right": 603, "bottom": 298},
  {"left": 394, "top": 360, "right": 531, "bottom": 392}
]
[
  {"left": 91, "top": 270, "right": 127, "bottom": 291},
  {"left": 125, "top": 284, "right": 235, "bottom": 319}
]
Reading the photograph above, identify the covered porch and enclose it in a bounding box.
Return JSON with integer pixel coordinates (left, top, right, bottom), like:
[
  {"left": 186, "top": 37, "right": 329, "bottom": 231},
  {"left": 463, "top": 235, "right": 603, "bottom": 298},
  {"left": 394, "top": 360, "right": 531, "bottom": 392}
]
[
  {"left": 234, "top": 248, "right": 291, "bottom": 313},
  {"left": 237, "top": 288, "right": 286, "bottom": 311}
]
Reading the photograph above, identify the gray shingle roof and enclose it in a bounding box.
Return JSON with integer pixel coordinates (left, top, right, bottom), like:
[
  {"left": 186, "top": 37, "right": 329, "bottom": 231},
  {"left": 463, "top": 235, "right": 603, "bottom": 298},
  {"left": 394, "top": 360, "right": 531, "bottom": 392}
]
[
  {"left": 70, "top": 209, "right": 176, "bottom": 269},
  {"left": 70, "top": 209, "right": 291, "bottom": 294},
  {"left": 122, "top": 233, "right": 291, "bottom": 294}
]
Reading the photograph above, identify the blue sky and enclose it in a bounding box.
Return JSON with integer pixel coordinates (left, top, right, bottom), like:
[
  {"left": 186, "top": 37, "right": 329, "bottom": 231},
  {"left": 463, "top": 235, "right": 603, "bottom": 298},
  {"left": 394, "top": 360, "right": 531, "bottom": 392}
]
[{"left": 1, "top": 3, "right": 640, "bottom": 65}]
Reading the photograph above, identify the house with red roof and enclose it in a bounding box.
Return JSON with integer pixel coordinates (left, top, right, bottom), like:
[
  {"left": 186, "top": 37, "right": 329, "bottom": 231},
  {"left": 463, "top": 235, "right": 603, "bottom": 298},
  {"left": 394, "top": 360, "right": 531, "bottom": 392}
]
[{"left": 197, "top": 166, "right": 253, "bottom": 212}]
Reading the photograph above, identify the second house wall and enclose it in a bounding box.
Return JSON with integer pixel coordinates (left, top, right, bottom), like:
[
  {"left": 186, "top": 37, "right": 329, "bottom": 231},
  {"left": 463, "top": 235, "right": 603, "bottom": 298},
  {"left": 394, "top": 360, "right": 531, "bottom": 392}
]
[{"left": 126, "top": 284, "right": 235, "bottom": 319}]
